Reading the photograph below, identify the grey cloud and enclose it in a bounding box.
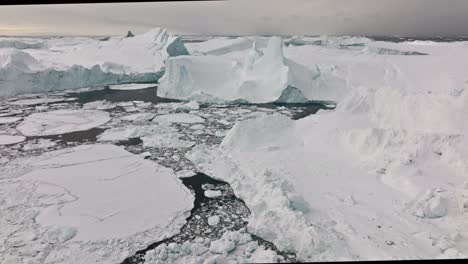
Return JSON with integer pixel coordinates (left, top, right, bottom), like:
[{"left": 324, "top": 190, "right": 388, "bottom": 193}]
[{"left": 0, "top": 0, "right": 468, "bottom": 36}]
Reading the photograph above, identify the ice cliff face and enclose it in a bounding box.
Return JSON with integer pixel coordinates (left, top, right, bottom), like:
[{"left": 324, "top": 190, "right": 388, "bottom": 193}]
[
  {"left": 0, "top": 49, "right": 162, "bottom": 97},
  {"left": 158, "top": 37, "right": 323, "bottom": 103},
  {"left": 0, "top": 28, "right": 187, "bottom": 97}
]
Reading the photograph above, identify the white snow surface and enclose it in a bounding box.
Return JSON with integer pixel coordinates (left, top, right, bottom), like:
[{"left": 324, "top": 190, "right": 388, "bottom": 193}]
[
  {"left": 17, "top": 109, "right": 110, "bottom": 136},
  {"left": 0, "top": 144, "right": 193, "bottom": 264},
  {"left": 12, "top": 144, "right": 192, "bottom": 241},
  {"left": 186, "top": 40, "right": 468, "bottom": 261}
]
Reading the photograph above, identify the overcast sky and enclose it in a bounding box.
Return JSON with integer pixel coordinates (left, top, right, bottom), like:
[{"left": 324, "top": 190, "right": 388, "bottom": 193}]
[{"left": 1, "top": 0, "right": 468, "bottom": 37}]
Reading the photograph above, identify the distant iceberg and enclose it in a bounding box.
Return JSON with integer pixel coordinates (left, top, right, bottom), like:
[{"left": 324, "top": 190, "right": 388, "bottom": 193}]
[{"left": 0, "top": 28, "right": 188, "bottom": 97}]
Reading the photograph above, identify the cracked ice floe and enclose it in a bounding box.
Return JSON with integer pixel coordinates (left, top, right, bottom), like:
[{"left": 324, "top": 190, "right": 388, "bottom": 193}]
[
  {"left": 0, "top": 135, "right": 26, "bottom": 145},
  {"left": 6, "top": 144, "right": 193, "bottom": 242},
  {"left": 97, "top": 124, "right": 195, "bottom": 149},
  {"left": 120, "top": 113, "right": 157, "bottom": 123},
  {"left": 158, "top": 36, "right": 326, "bottom": 104},
  {"left": 16, "top": 109, "right": 110, "bottom": 137}
]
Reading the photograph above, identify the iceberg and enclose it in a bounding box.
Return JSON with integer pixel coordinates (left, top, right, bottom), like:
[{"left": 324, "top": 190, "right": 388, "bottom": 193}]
[
  {"left": 186, "top": 39, "right": 468, "bottom": 261},
  {"left": 0, "top": 38, "right": 44, "bottom": 49},
  {"left": 158, "top": 37, "right": 322, "bottom": 103},
  {"left": 0, "top": 28, "right": 188, "bottom": 97}
]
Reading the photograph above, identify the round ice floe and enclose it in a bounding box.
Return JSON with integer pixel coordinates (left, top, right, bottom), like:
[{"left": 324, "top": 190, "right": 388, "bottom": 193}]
[
  {"left": 152, "top": 113, "right": 205, "bottom": 124},
  {"left": 205, "top": 190, "right": 222, "bottom": 198},
  {"left": 109, "top": 83, "right": 157, "bottom": 90},
  {"left": 16, "top": 110, "right": 110, "bottom": 136},
  {"left": 207, "top": 215, "right": 220, "bottom": 226},
  {"left": 0, "top": 135, "right": 26, "bottom": 145},
  {"left": 16, "top": 144, "right": 193, "bottom": 241}
]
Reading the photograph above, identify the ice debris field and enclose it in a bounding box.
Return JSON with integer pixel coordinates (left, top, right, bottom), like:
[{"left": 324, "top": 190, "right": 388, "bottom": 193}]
[{"left": 1, "top": 28, "right": 468, "bottom": 263}]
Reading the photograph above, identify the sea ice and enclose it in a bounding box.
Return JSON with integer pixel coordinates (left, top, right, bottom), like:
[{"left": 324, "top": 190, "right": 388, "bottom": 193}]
[
  {"left": 17, "top": 109, "right": 110, "bottom": 136},
  {"left": 141, "top": 134, "right": 195, "bottom": 149},
  {"left": 207, "top": 215, "right": 221, "bottom": 226},
  {"left": 152, "top": 113, "right": 205, "bottom": 124},
  {"left": 8, "top": 97, "right": 70, "bottom": 106},
  {"left": 13, "top": 144, "right": 193, "bottom": 241},
  {"left": 0, "top": 134, "right": 26, "bottom": 145},
  {"left": 0, "top": 116, "right": 22, "bottom": 124},
  {"left": 205, "top": 190, "right": 222, "bottom": 198}
]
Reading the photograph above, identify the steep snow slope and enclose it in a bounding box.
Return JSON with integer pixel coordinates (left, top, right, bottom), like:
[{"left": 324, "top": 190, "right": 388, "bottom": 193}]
[{"left": 186, "top": 40, "right": 468, "bottom": 261}]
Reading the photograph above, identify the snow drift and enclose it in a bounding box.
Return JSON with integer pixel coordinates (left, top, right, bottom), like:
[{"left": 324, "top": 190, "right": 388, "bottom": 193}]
[{"left": 186, "top": 40, "right": 468, "bottom": 261}]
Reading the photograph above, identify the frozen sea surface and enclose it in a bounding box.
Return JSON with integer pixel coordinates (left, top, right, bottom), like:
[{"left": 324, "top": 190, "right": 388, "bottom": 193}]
[
  {"left": 1, "top": 32, "right": 468, "bottom": 263},
  {"left": 0, "top": 86, "right": 322, "bottom": 264}
]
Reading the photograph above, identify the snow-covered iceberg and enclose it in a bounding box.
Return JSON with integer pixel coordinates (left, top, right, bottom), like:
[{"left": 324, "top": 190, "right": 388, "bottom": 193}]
[
  {"left": 158, "top": 37, "right": 328, "bottom": 103},
  {"left": 0, "top": 49, "right": 161, "bottom": 97},
  {"left": 0, "top": 28, "right": 188, "bottom": 97},
  {"left": 186, "top": 40, "right": 468, "bottom": 261}
]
